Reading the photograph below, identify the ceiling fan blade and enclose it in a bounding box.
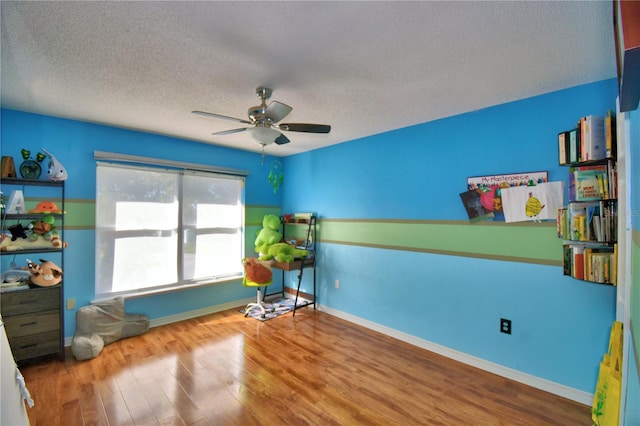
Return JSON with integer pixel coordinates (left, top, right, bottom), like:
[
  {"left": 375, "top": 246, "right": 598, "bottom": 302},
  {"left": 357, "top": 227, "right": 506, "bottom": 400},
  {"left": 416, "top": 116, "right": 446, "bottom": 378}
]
[
  {"left": 265, "top": 101, "right": 292, "bottom": 123},
  {"left": 192, "top": 110, "right": 252, "bottom": 125},
  {"left": 278, "top": 123, "right": 331, "bottom": 133},
  {"left": 213, "top": 128, "right": 248, "bottom": 136},
  {"left": 274, "top": 133, "right": 290, "bottom": 145}
]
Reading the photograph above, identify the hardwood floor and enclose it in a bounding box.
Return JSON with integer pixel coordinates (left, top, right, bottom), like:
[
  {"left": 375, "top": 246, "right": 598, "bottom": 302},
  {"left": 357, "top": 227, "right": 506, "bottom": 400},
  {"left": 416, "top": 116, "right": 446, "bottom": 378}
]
[{"left": 19, "top": 306, "right": 591, "bottom": 425}]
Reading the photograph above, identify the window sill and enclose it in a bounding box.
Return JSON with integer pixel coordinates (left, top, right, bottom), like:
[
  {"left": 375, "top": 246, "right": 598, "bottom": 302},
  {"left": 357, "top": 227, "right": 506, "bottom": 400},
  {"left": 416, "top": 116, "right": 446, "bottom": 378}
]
[{"left": 93, "top": 274, "right": 243, "bottom": 302}]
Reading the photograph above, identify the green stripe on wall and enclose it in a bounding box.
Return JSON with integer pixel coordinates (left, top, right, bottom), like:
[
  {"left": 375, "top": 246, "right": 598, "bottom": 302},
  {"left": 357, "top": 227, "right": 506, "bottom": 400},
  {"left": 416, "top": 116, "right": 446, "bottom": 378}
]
[
  {"left": 318, "top": 219, "right": 562, "bottom": 266},
  {"left": 64, "top": 199, "right": 95, "bottom": 229},
  {"left": 42, "top": 200, "right": 561, "bottom": 265},
  {"left": 21, "top": 198, "right": 94, "bottom": 230},
  {"left": 46, "top": 202, "right": 279, "bottom": 230},
  {"left": 246, "top": 205, "right": 281, "bottom": 227}
]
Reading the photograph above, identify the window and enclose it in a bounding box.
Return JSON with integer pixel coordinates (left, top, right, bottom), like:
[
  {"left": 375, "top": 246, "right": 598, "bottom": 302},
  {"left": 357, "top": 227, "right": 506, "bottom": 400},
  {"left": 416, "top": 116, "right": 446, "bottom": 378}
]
[{"left": 95, "top": 162, "right": 244, "bottom": 298}]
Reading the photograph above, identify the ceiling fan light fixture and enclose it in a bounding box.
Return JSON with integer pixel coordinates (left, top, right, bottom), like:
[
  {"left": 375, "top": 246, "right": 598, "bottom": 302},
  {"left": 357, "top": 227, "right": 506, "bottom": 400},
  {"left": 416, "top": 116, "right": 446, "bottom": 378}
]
[
  {"left": 250, "top": 126, "right": 281, "bottom": 146},
  {"left": 192, "top": 87, "right": 330, "bottom": 148}
]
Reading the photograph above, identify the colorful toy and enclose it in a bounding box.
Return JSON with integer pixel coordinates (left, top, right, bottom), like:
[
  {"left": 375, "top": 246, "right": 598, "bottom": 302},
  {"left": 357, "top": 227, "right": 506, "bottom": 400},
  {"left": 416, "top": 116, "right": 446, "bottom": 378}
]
[
  {"left": 28, "top": 200, "right": 64, "bottom": 214},
  {"left": 268, "top": 159, "right": 284, "bottom": 194},
  {"left": 18, "top": 149, "right": 45, "bottom": 179},
  {"left": 1, "top": 226, "right": 68, "bottom": 251},
  {"left": 243, "top": 257, "right": 273, "bottom": 284},
  {"left": 258, "top": 242, "right": 308, "bottom": 263},
  {"left": 8, "top": 223, "right": 30, "bottom": 241},
  {"left": 29, "top": 215, "right": 54, "bottom": 239},
  {"left": 254, "top": 214, "right": 283, "bottom": 255},
  {"left": 26, "top": 258, "right": 63, "bottom": 287},
  {"left": 27, "top": 214, "right": 66, "bottom": 247},
  {"left": 42, "top": 148, "right": 68, "bottom": 181}
]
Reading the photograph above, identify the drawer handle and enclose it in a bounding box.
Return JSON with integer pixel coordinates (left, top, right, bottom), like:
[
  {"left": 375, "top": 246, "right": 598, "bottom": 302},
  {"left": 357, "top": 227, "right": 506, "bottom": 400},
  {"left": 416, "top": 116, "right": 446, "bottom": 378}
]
[
  {"left": 20, "top": 343, "right": 38, "bottom": 349},
  {"left": 20, "top": 321, "right": 38, "bottom": 327}
]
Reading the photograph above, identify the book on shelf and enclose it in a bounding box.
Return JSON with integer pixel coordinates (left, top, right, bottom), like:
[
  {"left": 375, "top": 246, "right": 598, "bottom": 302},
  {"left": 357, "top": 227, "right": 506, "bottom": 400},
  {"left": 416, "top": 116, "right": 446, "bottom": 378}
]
[
  {"left": 557, "top": 207, "right": 567, "bottom": 239},
  {"left": 558, "top": 111, "right": 617, "bottom": 286},
  {"left": 584, "top": 248, "right": 614, "bottom": 283},
  {"left": 584, "top": 247, "right": 594, "bottom": 281},
  {"left": 562, "top": 244, "right": 572, "bottom": 276},
  {"left": 573, "top": 245, "right": 585, "bottom": 280},
  {"left": 569, "top": 128, "right": 579, "bottom": 163},
  {"left": 591, "top": 252, "right": 610, "bottom": 284},
  {"left": 580, "top": 115, "right": 606, "bottom": 162},
  {"left": 562, "top": 244, "right": 616, "bottom": 284},
  {"left": 294, "top": 212, "right": 314, "bottom": 219},
  {"left": 569, "top": 128, "right": 580, "bottom": 163},
  {"left": 568, "top": 163, "right": 615, "bottom": 202},
  {"left": 558, "top": 131, "right": 569, "bottom": 165},
  {"left": 561, "top": 114, "right": 614, "bottom": 165},
  {"left": 558, "top": 128, "right": 578, "bottom": 164},
  {"left": 559, "top": 200, "right": 616, "bottom": 243},
  {"left": 575, "top": 172, "right": 602, "bottom": 201},
  {"left": 607, "top": 160, "right": 618, "bottom": 199},
  {"left": 605, "top": 110, "right": 616, "bottom": 159}
]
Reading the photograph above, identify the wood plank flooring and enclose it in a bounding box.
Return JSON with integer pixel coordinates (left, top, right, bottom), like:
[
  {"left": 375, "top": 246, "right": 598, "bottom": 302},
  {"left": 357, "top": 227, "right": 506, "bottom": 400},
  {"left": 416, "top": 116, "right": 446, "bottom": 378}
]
[{"left": 18, "top": 306, "right": 591, "bottom": 425}]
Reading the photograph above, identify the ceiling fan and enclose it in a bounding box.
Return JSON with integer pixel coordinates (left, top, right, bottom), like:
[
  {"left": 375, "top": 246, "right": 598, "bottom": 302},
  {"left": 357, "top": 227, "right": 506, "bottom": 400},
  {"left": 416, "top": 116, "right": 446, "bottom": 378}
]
[{"left": 192, "top": 87, "right": 331, "bottom": 148}]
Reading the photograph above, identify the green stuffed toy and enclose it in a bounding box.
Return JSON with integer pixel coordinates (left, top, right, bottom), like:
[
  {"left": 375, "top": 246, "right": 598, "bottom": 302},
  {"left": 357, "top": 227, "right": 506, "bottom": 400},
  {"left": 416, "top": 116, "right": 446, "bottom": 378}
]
[
  {"left": 255, "top": 214, "right": 283, "bottom": 256},
  {"left": 254, "top": 214, "right": 308, "bottom": 262},
  {"left": 259, "top": 242, "right": 308, "bottom": 263}
]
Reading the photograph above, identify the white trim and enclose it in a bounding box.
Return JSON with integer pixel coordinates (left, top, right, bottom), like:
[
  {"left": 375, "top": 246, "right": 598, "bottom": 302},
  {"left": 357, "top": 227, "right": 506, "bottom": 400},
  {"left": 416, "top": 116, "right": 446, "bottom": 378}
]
[
  {"left": 615, "top": 106, "right": 633, "bottom": 423},
  {"left": 148, "top": 297, "right": 256, "bottom": 328},
  {"left": 317, "top": 304, "right": 593, "bottom": 406}
]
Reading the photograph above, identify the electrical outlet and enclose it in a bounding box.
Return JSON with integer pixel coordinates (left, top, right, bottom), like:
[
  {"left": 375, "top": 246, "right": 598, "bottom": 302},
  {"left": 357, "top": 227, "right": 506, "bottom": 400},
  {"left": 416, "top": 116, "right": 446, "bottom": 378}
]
[
  {"left": 335, "top": 279, "right": 340, "bottom": 289},
  {"left": 66, "top": 298, "right": 76, "bottom": 310},
  {"left": 500, "top": 318, "right": 512, "bottom": 335}
]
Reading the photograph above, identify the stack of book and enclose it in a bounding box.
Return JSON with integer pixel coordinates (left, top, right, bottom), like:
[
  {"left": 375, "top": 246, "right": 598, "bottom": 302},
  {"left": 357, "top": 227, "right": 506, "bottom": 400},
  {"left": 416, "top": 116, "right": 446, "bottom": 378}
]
[
  {"left": 567, "top": 161, "right": 617, "bottom": 202},
  {"left": 557, "top": 201, "right": 617, "bottom": 243},
  {"left": 562, "top": 244, "right": 617, "bottom": 285},
  {"left": 558, "top": 111, "right": 616, "bottom": 165}
]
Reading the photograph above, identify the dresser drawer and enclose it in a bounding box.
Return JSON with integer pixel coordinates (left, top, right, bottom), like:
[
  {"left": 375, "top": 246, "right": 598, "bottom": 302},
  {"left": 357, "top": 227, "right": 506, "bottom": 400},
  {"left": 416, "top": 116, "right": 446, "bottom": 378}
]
[
  {"left": 1, "top": 286, "right": 60, "bottom": 316},
  {"left": 9, "top": 330, "right": 61, "bottom": 361},
  {"left": 3, "top": 310, "right": 60, "bottom": 337}
]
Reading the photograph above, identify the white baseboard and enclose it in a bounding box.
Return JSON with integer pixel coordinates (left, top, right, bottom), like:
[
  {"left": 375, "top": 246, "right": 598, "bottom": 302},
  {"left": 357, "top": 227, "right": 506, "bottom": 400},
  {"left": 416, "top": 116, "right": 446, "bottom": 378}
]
[
  {"left": 317, "top": 304, "right": 593, "bottom": 406},
  {"left": 148, "top": 297, "right": 256, "bottom": 328}
]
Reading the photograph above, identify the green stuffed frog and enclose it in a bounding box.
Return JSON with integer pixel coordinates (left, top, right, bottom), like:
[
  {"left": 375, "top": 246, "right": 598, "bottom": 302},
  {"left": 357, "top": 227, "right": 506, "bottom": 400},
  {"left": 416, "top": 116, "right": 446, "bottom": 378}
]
[
  {"left": 255, "top": 214, "right": 283, "bottom": 255},
  {"left": 259, "top": 242, "right": 308, "bottom": 263},
  {"left": 254, "top": 214, "right": 308, "bottom": 262}
]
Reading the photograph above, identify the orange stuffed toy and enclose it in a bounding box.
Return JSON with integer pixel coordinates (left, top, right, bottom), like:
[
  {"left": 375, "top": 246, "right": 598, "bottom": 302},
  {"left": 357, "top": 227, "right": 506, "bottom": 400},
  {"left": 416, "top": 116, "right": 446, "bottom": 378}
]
[
  {"left": 243, "top": 258, "right": 272, "bottom": 284},
  {"left": 28, "top": 200, "right": 64, "bottom": 214},
  {"left": 26, "top": 258, "right": 63, "bottom": 287}
]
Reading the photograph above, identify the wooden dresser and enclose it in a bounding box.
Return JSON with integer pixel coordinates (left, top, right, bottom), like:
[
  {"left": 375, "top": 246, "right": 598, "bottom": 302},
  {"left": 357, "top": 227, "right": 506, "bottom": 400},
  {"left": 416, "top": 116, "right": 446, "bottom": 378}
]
[{"left": 1, "top": 286, "right": 63, "bottom": 362}]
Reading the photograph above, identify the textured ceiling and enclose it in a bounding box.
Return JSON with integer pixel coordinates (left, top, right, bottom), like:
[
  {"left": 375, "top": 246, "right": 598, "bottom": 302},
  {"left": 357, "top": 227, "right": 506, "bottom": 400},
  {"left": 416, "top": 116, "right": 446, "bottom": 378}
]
[{"left": 1, "top": 1, "right": 617, "bottom": 157}]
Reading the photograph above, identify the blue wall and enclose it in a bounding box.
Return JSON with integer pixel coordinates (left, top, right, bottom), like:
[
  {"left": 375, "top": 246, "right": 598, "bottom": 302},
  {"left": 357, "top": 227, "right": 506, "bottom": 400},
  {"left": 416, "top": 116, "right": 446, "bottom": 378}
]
[
  {"left": 0, "top": 78, "right": 625, "bottom": 398},
  {"left": 282, "top": 79, "right": 619, "bottom": 394},
  {"left": 1, "top": 109, "right": 283, "bottom": 334}
]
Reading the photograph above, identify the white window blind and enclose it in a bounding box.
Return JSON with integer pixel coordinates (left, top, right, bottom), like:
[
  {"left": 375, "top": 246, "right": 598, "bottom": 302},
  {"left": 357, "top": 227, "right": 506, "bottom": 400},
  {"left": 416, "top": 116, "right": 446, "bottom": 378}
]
[{"left": 95, "top": 162, "right": 244, "bottom": 298}]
